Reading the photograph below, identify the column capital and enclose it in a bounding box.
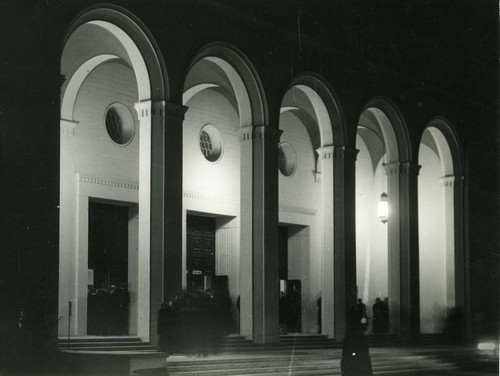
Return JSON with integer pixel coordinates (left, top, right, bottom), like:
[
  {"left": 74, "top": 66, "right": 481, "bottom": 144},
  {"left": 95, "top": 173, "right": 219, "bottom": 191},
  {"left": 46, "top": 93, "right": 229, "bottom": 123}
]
[
  {"left": 316, "top": 145, "right": 334, "bottom": 160},
  {"left": 60, "top": 118, "right": 79, "bottom": 136},
  {"left": 384, "top": 161, "right": 421, "bottom": 176},
  {"left": 136, "top": 100, "right": 188, "bottom": 122},
  {"left": 151, "top": 101, "right": 164, "bottom": 119},
  {"left": 238, "top": 125, "right": 282, "bottom": 143},
  {"left": 333, "top": 145, "right": 359, "bottom": 161},
  {"left": 442, "top": 175, "right": 455, "bottom": 187},
  {"left": 163, "top": 101, "right": 188, "bottom": 120},
  {"left": 134, "top": 100, "right": 151, "bottom": 120},
  {"left": 441, "top": 175, "right": 460, "bottom": 187}
]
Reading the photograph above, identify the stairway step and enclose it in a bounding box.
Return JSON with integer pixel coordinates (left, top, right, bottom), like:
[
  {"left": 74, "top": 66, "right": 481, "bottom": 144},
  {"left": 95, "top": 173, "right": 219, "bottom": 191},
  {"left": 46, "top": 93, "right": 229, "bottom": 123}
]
[
  {"left": 65, "top": 345, "right": 156, "bottom": 351},
  {"left": 59, "top": 336, "right": 143, "bottom": 343},
  {"left": 163, "top": 344, "right": 482, "bottom": 376},
  {"left": 62, "top": 341, "right": 153, "bottom": 347}
]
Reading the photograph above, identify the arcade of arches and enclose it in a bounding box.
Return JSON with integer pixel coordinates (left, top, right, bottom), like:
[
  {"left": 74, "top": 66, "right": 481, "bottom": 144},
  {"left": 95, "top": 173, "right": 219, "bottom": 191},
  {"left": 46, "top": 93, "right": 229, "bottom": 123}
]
[{"left": 58, "top": 7, "right": 467, "bottom": 345}]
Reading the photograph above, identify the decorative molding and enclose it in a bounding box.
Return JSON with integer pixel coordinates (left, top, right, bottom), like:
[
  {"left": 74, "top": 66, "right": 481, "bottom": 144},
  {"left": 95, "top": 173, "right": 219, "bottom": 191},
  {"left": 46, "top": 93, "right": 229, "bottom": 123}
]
[
  {"left": 78, "top": 175, "right": 139, "bottom": 190},
  {"left": 384, "top": 162, "right": 400, "bottom": 175},
  {"left": 238, "top": 125, "right": 282, "bottom": 143},
  {"left": 279, "top": 205, "right": 317, "bottom": 216},
  {"left": 317, "top": 146, "right": 334, "bottom": 160},
  {"left": 164, "top": 101, "right": 188, "bottom": 120},
  {"left": 134, "top": 100, "right": 151, "bottom": 120},
  {"left": 333, "top": 145, "right": 359, "bottom": 161},
  {"left": 312, "top": 169, "right": 321, "bottom": 183},
  {"left": 60, "top": 119, "right": 79, "bottom": 136},
  {"left": 238, "top": 126, "right": 255, "bottom": 142},
  {"left": 384, "top": 161, "right": 421, "bottom": 176},
  {"left": 441, "top": 175, "right": 456, "bottom": 187},
  {"left": 183, "top": 190, "right": 239, "bottom": 205},
  {"left": 151, "top": 101, "right": 165, "bottom": 119}
]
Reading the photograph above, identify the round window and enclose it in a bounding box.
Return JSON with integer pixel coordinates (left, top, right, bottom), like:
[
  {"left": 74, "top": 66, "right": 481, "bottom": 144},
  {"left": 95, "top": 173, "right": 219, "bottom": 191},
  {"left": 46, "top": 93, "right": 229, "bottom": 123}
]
[
  {"left": 104, "top": 103, "right": 135, "bottom": 145},
  {"left": 199, "top": 124, "right": 223, "bottom": 162},
  {"left": 278, "top": 142, "right": 297, "bottom": 177}
]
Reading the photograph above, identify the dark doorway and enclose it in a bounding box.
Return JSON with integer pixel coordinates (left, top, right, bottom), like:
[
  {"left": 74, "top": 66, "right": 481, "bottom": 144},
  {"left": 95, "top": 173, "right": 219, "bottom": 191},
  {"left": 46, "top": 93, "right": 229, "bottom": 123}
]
[
  {"left": 87, "top": 201, "right": 130, "bottom": 335},
  {"left": 279, "top": 226, "right": 288, "bottom": 280},
  {"left": 286, "top": 279, "right": 302, "bottom": 333},
  {"left": 186, "top": 215, "right": 215, "bottom": 291},
  {"left": 278, "top": 226, "right": 302, "bottom": 333},
  {"left": 88, "top": 202, "right": 128, "bottom": 287}
]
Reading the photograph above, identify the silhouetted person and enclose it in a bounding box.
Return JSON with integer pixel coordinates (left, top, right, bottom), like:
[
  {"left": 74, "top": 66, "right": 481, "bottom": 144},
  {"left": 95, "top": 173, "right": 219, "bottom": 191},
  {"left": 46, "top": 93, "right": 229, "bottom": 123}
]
[
  {"left": 95, "top": 286, "right": 108, "bottom": 335},
  {"left": 108, "top": 284, "right": 119, "bottom": 334},
  {"left": 279, "top": 291, "right": 289, "bottom": 334},
  {"left": 157, "top": 302, "right": 169, "bottom": 352},
  {"left": 317, "top": 295, "right": 322, "bottom": 333},
  {"left": 372, "top": 297, "right": 384, "bottom": 335},
  {"left": 382, "top": 297, "right": 390, "bottom": 333},
  {"left": 158, "top": 300, "right": 180, "bottom": 354},
  {"left": 443, "top": 306, "right": 465, "bottom": 344},
  {"left": 341, "top": 304, "right": 373, "bottom": 376},
  {"left": 118, "top": 282, "right": 130, "bottom": 335},
  {"left": 356, "top": 298, "right": 368, "bottom": 331}
]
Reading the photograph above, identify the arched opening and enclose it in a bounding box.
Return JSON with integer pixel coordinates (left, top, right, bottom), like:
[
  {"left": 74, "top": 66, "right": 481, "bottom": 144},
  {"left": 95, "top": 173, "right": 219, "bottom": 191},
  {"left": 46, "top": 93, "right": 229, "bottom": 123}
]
[
  {"left": 279, "top": 76, "right": 342, "bottom": 337},
  {"left": 418, "top": 119, "right": 464, "bottom": 334},
  {"left": 59, "top": 8, "right": 166, "bottom": 340},
  {"left": 182, "top": 45, "right": 265, "bottom": 335},
  {"left": 356, "top": 100, "right": 409, "bottom": 336}
]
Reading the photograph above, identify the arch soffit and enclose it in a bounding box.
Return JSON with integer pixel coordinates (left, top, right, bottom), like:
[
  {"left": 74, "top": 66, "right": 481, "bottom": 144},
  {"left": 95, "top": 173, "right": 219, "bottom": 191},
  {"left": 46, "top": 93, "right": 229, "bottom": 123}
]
[
  {"left": 284, "top": 74, "right": 346, "bottom": 147},
  {"left": 280, "top": 108, "right": 320, "bottom": 152},
  {"left": 183, "top": 84, "right": 239, "bottom": 119},
  {"left": 362, "top": 97, "right": 411, "bottom": 163},
  {"left": 61, "top": 54, "right": 120, "bottom": 120},
  {"left": 185, "top": 43, "right": 268, "bottom": 127},
  {"left": 62, "top": 6, "right": 168, "bottom": 108},
  {"left": 184, "top": 57, "right": 251, "bottom": 127},
  {"left": 422, "top": 117, "right": 464, "bottom": 177},
  {"left": 61, "top": 21, "right": 149, "bottom": 121}
]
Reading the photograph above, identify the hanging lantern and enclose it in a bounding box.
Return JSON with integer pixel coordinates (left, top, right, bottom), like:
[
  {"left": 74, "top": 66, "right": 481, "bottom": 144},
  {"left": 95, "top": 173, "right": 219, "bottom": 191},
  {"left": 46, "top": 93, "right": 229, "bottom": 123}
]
[{"left": 378, "top": 192, "right": 388, "bottom": 223}]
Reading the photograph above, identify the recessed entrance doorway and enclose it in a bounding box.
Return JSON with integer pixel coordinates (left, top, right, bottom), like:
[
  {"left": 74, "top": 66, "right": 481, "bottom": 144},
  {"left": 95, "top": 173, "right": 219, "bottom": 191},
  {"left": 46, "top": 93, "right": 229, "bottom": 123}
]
[
  {"left": 279, "top": 224, "right": 310, "bottom": 334},
  {"left": 87, "top": 201, "right": 136, "bottom": 336},
  {"left": 186, "top": 215, "right": 216, "bottom": 292}
]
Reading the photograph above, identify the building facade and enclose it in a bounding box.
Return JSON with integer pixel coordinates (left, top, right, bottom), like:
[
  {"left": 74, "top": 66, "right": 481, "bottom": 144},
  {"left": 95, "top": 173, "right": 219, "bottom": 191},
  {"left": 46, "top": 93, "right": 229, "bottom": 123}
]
[{"left": 0, "top": 0, "right": 498, "bottom": 371}]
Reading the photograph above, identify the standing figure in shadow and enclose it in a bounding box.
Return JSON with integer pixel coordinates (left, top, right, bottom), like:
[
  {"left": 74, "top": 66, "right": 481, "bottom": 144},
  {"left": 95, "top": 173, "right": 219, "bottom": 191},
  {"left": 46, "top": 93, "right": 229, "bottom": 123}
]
[
  {"left": 341, "top": 304, "right": 373, "bottom": 376},
  {"left": 372, "top": 297, "right": 384, "bottom": 335},
  {"left": 157, "top": 301, "right": 179, "bottom": 354}
]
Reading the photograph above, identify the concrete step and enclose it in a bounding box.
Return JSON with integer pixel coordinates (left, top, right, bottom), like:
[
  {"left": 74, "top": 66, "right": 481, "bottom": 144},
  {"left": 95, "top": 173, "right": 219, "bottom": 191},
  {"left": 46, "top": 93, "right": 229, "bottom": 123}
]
[
  {"left": 59, "top": 335, "right": 143, "bottom": 342},
  {"left": 162, "top": 346, "right": 481, "bottom": 376},
  {"left": 58, "top": 336, "right": 157, "bottom": 352}
]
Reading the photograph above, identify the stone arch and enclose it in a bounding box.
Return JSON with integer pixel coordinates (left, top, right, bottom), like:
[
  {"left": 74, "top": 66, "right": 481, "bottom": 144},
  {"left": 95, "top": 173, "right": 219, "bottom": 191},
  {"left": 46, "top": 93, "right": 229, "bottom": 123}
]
[
  {"left": 184, "top": 43, "right": 268, "bottom": 127},
  {"left": 278, "top": 74, "right": 345, "bottom": 338},
  {"left": 63, "top": 5, "right": 168, "bottom": 103},
  {"left": 59, "top": 6, "right": 168, "bottom": 341},
  {"left": 424, "top": 117, "right": 464, "bottom": 177},
  {"left": 285, "top": 73, "right": 346, "bottom": 147},
  {"left": 181, "top": 42, "right": 269, "bottom": 328},
  {"left": 356, "top": 97, "right": 413, "bottom": 337},
  {"left": 362, "top": 97, "right": 412, "bottom": 163},
  {"left": 418, "top": 116, "right": 466, "bottom": 333}
]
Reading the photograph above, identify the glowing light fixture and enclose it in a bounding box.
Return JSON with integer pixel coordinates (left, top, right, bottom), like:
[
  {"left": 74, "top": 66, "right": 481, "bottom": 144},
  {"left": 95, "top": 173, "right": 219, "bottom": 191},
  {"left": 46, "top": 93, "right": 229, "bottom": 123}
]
[
  {"left": 477, "top": 342, "right": 496, "bottom": 351},
  {"left": 378, "top": 192, "right": 388, "bottom": 223}
]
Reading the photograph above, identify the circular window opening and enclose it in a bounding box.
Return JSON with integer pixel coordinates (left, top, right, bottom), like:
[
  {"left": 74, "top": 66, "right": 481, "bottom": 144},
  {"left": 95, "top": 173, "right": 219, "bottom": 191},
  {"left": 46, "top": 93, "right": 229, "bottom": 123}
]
[
  {"left": 278, "top": 142, "right": 297, "bottom": 177},
  {"left": 199, "top": 124, "right": 223, "bottom": 162},
  {"left": 105, "top": 103, "right": 135, "bottom": 145}
]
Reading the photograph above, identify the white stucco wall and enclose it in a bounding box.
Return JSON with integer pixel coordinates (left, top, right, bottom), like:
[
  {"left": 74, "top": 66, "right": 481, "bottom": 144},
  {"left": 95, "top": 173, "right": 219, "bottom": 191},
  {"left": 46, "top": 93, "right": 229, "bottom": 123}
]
[
  {"left": 73, "top": 62, "right": 139, "bottom": 179},
  {"left": 418, "top": 144, "right": 446, "bottom": 333}
]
